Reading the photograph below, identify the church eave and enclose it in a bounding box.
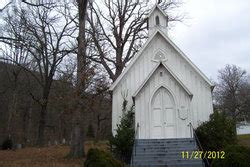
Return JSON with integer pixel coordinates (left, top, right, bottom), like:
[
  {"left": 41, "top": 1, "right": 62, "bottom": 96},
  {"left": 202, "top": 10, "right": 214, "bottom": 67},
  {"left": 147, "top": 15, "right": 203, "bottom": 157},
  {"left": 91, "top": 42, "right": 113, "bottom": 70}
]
[
  {"left": 157, "top": 30, "right": 214, "bottom": 87},
  {"left": 109, "top": 30, "right": 159, "bottom": 91},
  {"left": 132, "top": 62, "right": 193, "bottom": 99},
  {"left": 109, "top": 29, "right": 214, "bottom": 92}
]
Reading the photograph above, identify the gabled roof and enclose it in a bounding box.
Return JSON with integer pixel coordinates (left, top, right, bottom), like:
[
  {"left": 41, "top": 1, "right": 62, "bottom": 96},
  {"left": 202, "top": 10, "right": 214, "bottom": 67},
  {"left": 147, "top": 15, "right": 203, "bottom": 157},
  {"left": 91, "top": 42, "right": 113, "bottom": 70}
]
[
  {"left": 132, "top": 62, "right": 193, "bottom": 98},
  {"left": 147, "top": 4, "right": 168, "bottom": 18},
  {"left": 109, "top": 30, "right": 159, "bottom": 91},
  {"left": 109, "top": 29, "right": 214, "bottom": 91}
]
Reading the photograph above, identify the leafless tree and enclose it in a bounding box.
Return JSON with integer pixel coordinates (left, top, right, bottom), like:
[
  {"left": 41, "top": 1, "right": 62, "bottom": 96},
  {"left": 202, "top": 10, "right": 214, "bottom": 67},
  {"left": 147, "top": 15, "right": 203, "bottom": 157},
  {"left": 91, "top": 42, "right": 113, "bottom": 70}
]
[
  {"left": 0, "top": 2, "right": 77, "bottom": 146},
  {"left": 0, "top": 43, "right": 29, "bottom": 141},
  {"left": 67, "top": 0, "right": 185, "bottom": 157},
  {"left": 86, "top": 0, "right": 185, "bottom": 82},
  {"left": 67, "top": 0, "right": 89, "bottom": 158},
  {"left": 214, "top": 64, "right": 250, "bottom": 122},
  {"left": 0, "top": 1, "right": 33, "bottom": 142}
]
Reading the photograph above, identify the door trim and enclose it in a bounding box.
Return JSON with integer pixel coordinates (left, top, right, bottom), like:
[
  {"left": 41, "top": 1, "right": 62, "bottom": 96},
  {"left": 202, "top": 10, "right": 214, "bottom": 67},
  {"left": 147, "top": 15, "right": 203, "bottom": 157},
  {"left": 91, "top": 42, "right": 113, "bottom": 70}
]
[{"left": 149, "top": 85, "right": 177, "bottom": 139}]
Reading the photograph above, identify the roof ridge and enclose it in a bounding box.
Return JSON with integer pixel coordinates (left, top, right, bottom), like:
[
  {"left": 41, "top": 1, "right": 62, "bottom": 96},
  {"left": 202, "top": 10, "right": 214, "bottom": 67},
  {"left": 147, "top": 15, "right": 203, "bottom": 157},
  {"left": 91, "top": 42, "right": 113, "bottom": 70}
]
[{"left": 109, "top": 29, "right": 213, "bottom": 91}]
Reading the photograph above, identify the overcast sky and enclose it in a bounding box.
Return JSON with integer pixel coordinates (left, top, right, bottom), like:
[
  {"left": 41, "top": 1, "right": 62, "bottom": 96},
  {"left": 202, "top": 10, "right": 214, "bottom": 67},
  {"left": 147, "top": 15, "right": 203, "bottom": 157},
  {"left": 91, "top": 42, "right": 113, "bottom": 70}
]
[
  {"left": 1, "top": 0, "right": 249, "bottom": 81},
  {"left": 170, "top": 0, "right": 250, "bottom": 80}
]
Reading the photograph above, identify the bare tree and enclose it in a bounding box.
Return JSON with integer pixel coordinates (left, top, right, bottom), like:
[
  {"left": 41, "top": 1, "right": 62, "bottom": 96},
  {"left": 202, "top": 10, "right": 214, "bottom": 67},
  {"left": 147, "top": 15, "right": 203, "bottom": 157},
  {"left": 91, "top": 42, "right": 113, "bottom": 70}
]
[
  {"left": 0, "top": 43, "right": 29, "bottom": 141},
  {"left": 67, "top": 0, "right": 89, "bottom": 158},
  {"left": 0, "top": 0, "right": 12, "bottom": 12},
  {"left": 0, "top": 1, "right": 32, "bottom": 142},
  {"left": 0, "top": 2, "right": 77, "bottom": 146},
  {"left": 214, "top": 64, "right": 250, "bottom": 122},
  {"left": 86, "top": 0, "right": 184, "bottom": 82},
  {"left": 67, "top": 0, "right": 185, "bottom": 157}
]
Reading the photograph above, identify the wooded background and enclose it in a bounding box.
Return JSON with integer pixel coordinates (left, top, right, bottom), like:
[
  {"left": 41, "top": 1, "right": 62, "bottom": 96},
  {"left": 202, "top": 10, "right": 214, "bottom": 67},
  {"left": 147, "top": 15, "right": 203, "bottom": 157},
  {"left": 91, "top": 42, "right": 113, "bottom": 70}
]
[{"left": 0, "top": 0, "right": 249, "bottom": 153}]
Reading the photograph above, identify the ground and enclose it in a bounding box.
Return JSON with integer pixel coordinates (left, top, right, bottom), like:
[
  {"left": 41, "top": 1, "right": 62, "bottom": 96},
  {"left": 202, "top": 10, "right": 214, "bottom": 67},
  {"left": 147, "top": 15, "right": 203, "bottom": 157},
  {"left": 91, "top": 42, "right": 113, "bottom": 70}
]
[
  {"left": 0, "top": 141, "right": 108, "bottom": 167},
  {"left": 238, "top": 134, "right": 250, "bottom": 148},
  {"left": 0, "top": 136, "right": 249, "bottom": 167}
]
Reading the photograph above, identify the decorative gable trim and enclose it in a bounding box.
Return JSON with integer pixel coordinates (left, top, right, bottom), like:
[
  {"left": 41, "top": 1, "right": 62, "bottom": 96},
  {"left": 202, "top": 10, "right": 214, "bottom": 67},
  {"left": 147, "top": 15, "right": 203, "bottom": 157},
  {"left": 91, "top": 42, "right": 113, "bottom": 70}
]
[
  {"left": 109, "top": 29, "right": 214, "bottom": 91},
  {"left": 152, "top": 48, "right": 168, "bottom": 62},
  {"left": 132, "top": 62, "right": 193, "bottom": 99}
]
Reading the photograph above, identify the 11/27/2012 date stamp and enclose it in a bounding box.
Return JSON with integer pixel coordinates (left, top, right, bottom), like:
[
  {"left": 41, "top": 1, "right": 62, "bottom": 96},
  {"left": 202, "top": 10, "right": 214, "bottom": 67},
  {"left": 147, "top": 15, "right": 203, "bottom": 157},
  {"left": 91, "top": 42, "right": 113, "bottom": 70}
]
[{"left": 181, "top": 151, "right": 225, "bottom": 159}]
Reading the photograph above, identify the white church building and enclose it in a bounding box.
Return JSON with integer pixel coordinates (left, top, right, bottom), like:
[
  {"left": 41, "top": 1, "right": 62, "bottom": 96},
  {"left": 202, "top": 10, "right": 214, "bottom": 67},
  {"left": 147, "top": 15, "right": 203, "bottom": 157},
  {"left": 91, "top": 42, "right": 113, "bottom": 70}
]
[{"left": 109, "top": 4, "right": 214, "bottom": 139}]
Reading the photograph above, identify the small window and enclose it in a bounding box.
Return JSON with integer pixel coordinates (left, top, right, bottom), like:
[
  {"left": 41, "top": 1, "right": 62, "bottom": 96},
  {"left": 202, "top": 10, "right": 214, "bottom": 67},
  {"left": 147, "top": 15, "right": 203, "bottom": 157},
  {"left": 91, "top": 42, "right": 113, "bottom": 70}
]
[
  {"left": 156, "top": 16, "right": 160, "bottom": 25},
  {"left": 160, "top": 71, "right": 163, "bottom": 77},
  {"left": 154, "top": 50, "right": 166, "bottom": 62}
]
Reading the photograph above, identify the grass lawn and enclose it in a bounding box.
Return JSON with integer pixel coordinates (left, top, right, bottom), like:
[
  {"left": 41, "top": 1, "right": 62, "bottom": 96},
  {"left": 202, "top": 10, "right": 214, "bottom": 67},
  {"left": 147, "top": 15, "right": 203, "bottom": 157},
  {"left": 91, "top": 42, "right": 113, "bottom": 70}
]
[
  {"left": 0, "top": 141, "right": 108, "bottom": 167},
  {"left": 238, "top": 134, "right": 250, "bottom": 148},
  {"left": 2, "top": 136, "right": 248, "bottom": 167}
]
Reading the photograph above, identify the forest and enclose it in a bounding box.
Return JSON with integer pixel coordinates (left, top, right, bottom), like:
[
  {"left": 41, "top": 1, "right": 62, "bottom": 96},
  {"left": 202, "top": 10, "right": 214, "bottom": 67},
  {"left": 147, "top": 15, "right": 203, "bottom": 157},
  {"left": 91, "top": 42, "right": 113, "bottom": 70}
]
[{"left": 0, "top": 0, "right": 250, "bottom": 166}]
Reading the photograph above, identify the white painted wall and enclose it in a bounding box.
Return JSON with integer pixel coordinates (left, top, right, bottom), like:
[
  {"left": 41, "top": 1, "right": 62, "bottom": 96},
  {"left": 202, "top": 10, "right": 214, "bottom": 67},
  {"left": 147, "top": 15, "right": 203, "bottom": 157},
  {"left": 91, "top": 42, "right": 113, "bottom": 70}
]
[
  {"left": 237, "top": 123, "right": 250, "bottom": 135},
  {"left": 111, "top": 33, "right": 213, "bottom": 138},
  {"left": 135, "top": 65, "right": 192, "bottom": 138}
]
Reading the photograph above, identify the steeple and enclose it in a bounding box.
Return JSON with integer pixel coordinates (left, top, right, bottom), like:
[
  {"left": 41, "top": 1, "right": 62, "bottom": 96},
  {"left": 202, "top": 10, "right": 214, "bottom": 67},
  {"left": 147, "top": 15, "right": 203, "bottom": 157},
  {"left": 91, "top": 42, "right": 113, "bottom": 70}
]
[{"left": 147, "top": 4, "right": 169, "bottom": 36}]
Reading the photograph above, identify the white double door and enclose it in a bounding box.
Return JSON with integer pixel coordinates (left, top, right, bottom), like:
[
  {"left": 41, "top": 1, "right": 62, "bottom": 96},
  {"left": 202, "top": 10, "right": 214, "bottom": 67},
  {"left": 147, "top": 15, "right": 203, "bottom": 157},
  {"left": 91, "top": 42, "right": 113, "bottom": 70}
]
[{"left": 151, "top": 87, "right": 176, "bottom": 139}]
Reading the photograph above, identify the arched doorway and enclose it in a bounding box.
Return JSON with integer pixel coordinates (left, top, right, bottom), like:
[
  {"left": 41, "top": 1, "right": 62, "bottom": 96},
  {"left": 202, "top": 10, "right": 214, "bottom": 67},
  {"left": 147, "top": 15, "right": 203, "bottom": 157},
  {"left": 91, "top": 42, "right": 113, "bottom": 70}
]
[{"left": 151, "top": 86, "right": 176, "bottom": 138}]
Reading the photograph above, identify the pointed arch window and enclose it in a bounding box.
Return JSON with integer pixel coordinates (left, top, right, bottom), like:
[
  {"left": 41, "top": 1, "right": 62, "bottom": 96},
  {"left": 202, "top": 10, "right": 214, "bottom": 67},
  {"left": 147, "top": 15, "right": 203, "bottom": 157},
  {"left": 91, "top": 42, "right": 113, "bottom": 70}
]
[{"left": 156, "top": 15, "right": 160, "bottom": 25}]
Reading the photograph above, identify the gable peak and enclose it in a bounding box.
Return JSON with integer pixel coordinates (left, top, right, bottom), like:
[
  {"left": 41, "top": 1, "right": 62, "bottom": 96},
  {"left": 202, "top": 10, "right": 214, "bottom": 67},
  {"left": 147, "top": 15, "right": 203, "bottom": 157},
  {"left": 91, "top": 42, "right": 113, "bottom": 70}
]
[{"left": 147, "top": 3, "right": 169, "bottom": 37}]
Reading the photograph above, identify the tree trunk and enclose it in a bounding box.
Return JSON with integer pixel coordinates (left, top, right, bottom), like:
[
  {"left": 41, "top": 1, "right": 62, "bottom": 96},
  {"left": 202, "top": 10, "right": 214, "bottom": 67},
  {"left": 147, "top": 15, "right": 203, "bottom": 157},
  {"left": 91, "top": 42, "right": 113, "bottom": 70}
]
[
  {"left": 68, "top": 0, "right": 89, "bottom": 158},
  {"left": 7, "top": 75, "right": 18, "bottom": 141},
  {"left": 36, "top": 83, "right": 51, "bottom": 146},
  {"left": 70, "top": 125, "right": 83, "bottom": 156},
  {"left": 69, "top": 110, "right": 84, "bottom": 158},
  {"left": 37, "top": 104, "right": 47, "bottom": 146},
  {"left": 23, "top": 101, "right": 32, "bottom": 145},
  {"left": 7, "top": 89, "right": 18, "bottom": 137}
]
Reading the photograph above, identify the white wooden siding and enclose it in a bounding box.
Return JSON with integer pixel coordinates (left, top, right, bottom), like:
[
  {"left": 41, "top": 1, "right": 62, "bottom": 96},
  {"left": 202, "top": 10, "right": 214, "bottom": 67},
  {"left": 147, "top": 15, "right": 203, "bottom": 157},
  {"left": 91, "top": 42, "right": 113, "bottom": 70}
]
[{"left": 112, "top": 33, "right": 213, "bottom": 136}]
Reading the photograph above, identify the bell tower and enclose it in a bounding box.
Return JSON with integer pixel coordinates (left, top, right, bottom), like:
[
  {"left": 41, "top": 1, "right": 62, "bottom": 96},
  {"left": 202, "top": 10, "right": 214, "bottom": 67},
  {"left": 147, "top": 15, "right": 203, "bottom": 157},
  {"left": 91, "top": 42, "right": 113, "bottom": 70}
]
[{"left": 147, "top": 4, "right": 169, "bottom": 36}]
